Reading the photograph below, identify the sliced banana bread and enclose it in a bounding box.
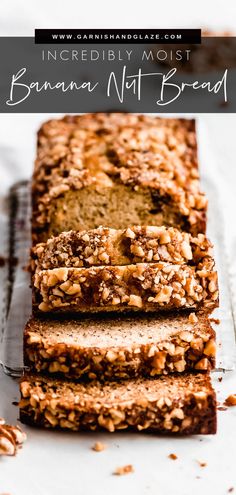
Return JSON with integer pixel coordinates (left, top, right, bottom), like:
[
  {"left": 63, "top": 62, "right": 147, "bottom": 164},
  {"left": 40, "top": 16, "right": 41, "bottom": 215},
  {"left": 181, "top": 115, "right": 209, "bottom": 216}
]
[
  {"left": 32, "top": 114, "right": 207, "bottom": 243},
  {"left": 31, "top": 226, "right": 212, "bottom": 272},
  {"left": 33, "top": 258, "right": 218, "bottom": 314},
  {"left": 19, "top": 372, "right": 217, "bottom": 434},
  {"left": 24, "top": 313, "right": 216, "bottom": 379}
]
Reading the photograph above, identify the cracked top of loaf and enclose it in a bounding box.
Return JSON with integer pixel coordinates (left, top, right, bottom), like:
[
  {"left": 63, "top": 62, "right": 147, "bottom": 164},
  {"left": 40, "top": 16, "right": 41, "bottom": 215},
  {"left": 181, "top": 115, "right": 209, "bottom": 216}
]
[{"left": 32, "top": 113, "right": 207, "bottom": 237}]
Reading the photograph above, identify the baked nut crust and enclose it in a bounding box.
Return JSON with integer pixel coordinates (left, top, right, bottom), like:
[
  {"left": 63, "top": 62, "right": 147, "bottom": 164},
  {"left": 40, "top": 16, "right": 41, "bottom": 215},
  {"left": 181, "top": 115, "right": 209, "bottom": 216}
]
[
  {"left": 31, "top": 226, "right": 213, "bottom": 271},
  {"left": 19, "top": 373, "right": 217, "bottom": 435},
  {"left": 24, "top": 313, "right": 216, "bottom": 379},
  {"left": 32, "top": 114, "right": 207, "bottom": 243},
  {"left": 33, "top": 259, "right": 218, "bottom": 314}
]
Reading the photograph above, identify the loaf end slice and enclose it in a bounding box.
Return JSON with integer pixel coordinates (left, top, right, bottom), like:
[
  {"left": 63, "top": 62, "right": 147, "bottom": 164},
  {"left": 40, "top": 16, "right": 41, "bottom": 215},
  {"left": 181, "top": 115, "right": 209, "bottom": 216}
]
[
  {"left": 24, "top": 313, "right": 216, "bottom": 379},
  {"left": 19, "top": 373, "right": 217, "bottom": 435}
]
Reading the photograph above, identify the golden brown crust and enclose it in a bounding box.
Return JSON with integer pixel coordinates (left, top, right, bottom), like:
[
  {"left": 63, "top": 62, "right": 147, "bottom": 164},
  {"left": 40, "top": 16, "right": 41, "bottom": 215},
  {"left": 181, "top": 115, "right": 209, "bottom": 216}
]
[
  {"left": 24, "top": 313, "right": 216, "bottom": 379},
  {"left": 32, "top": 114, "right": 207, "bottom": 242},
  {"left": 33, "top": 259, "right": 219, "bottom": 314},
  {"left": 31, "top": 226, "right": 213, "bottom": 272},
  {"left": 19, "top": 373, "right": 217, "bottom": 434}
]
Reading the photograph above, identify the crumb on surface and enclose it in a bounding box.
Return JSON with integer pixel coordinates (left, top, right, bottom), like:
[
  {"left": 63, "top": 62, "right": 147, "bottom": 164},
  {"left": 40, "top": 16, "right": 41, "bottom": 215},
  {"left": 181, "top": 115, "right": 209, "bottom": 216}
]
[
  {"left": 113, "top": 465, "right": 134, "bottom": 475},
  {"left": 224, "top": 395, "right": 236, "bottom": 406},
  {"left": 228, "top": 488, "right": 234, "bottom": 493},
  {"left": 92, "top": 441, "right": 107, "bottom": 452},
  {"left": 218, "top": 406, "right": 228, "bottom": 411},
  {"left": 218, "top": 377, "right": 223, "bottom": 382},
  {"left": 197, "top": 460, "right": 207, "bottom": 467},
  {"left": 168, "top": 453, "right": 178, "bottom": 460}
]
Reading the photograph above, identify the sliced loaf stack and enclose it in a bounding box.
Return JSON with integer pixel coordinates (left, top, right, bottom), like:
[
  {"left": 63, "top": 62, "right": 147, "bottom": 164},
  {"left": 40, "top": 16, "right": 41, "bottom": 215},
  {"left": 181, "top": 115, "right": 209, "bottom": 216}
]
[{"left": 19, "top": 113, "right": 218, "bottom": 435}]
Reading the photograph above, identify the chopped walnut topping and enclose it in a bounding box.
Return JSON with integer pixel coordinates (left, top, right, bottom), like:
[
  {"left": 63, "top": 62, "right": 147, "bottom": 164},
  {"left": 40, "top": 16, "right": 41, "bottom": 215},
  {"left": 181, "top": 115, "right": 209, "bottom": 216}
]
[
  {"left": 34, "top": 257, "right": 218, "bottom": 314},
  {"left": 224, "top": 395, "right": 236, "bottom": 406},
  {"left": 189, "top": 312, "right": 198, "bottom": 323},
  {"left": 32, "top": 114, "right": 207, "bottom": 243},
  {"left": 113, "top": 464, "right": 134, "bottom": 475},
  {"left": 92, "top": 442, "right": 107, "bottom": 452}
]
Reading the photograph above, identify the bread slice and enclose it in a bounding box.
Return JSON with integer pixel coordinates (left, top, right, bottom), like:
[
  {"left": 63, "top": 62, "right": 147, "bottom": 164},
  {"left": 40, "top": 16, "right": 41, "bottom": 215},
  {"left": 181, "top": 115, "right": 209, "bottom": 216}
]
[
  {"left": 24, "top": 313, "right": 216, "bottom": 379},
  {"left": 31, "top": 226, "right": 212, "bottom": 272},
  {"left": 33, "top": 259, "right": 218, "bottom": 314},
  {"left": 19, "top": 372, "right": 217, "bottom": 434},
  {"left": 32, "top": 114, "right": 207, "bottom": 244}
]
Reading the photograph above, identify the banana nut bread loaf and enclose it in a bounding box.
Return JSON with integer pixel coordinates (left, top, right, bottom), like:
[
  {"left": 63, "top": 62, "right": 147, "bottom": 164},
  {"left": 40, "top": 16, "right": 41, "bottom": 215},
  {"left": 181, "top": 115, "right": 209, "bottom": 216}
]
[
  {"left": 33, "top": 257, "right": 218, "bottom": 314},
  {"left": 24, "top": 312, "right": 216, "bottom": 379},
  {"left": 32, "top": 114, "right": 207, "bottom": 243},
  {"left": 19, "top": 372, "right": 217, "bottom": 434},
  {"left": 31, "top": 226, "right": 212, "bottom": 272}
]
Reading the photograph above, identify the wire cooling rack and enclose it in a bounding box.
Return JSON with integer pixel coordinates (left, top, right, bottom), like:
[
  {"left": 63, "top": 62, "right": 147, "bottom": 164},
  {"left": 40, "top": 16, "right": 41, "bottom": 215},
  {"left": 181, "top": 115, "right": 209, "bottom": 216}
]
[{"left": 0, "top": 179, "right": 235, "bottom": 376}]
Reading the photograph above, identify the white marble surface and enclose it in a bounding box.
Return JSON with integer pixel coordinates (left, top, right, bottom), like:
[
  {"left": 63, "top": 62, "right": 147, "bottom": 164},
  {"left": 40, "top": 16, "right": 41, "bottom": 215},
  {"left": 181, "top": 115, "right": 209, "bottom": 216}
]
[{"left": 0, "top": 1, "right": 236, "bottom": 493}]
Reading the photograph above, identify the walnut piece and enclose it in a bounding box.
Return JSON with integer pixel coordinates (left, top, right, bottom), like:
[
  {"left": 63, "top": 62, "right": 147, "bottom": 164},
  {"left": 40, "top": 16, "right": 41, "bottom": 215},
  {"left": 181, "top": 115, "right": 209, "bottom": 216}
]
[
  {"left": 113, "top": 464, "right": 134, "bottom": 475},
  {"left": 224, "top": 394, "right": 236, "bottom": 406},
  {"left": 168, "top": 453, "right": 178, "bottom": 460},
  {"left": 92, "top": 441, "right": 107, "bottom": 452},
  {"left": 0, "top": 418, "right": 26, "bottom": 456}
]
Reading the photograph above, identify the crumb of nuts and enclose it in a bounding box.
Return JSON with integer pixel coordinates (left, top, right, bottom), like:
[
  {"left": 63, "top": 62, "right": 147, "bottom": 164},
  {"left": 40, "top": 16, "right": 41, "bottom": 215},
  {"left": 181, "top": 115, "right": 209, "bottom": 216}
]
[
  {"left": 113, "top": 464, "right": 134, "bottom": 475},
  {"left": 228, "top": 488, "right": 234, "bottom": 493},
  {"left": 168, "top": 453, "right": 178, "bottom": 460},
  {"left": 224, "top": 395, "right": 236, "bottom": 406},
  {"left": 218, "top": 377, "right": 223, "bottom": 382},
  {"left": 92, "top": 442, "right": 107, "bottom": 452},
  {"left": 197, "top": 461, "right": 207, "bottom": 467}
]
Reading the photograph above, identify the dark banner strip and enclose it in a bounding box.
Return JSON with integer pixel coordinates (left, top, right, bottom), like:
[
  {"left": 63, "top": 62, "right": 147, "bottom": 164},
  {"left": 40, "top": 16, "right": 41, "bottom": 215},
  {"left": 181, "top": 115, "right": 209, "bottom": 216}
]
[
  {"left": 0, "top": 37, "right": 235, "bottom": 112},
  {"left": 35, "top": 29, "right": 201, "bottom": 44}
]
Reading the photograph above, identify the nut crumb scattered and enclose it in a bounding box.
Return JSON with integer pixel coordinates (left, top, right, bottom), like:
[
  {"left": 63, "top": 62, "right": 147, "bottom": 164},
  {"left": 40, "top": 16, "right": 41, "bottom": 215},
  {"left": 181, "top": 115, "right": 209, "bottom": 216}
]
[
  {"left": 218, "top": 377, "right": 223, "bottom": 382},
  {"left": 197, "top": 460, "right": 207, "bottom": 468},
  {"left": 224, "top": 395, "right": 236, "bottom": 406},
  {"left": 228, "top": 488, "right": 234, "bottom": 493},
  {"left": 113, "top": 465, "right": 134, "bottom": 475},
  {"left": 168, "top": 453, "right": 178, "bottom": 460},
  {"left": 92, "top": 441, "right": 107, "bottom": 452},
  {"left": 218, "top": 406, "right": 227, "bottom": 411}
]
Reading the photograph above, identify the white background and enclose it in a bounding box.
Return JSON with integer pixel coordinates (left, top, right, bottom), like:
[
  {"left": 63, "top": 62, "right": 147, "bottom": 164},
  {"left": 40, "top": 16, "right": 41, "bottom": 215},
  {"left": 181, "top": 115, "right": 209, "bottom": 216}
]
[{"left": 0, "top": 1, "right": 236, "bottom": 494}]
